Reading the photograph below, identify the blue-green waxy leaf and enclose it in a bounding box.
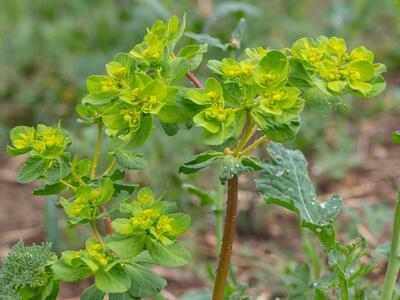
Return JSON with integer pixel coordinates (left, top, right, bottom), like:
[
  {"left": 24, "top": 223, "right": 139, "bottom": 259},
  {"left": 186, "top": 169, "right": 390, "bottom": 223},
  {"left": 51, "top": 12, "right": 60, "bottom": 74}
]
[
  {"left": 392, "top": 130, "right": 400, "bottom": 145},
  {"left": 80, "top": 284, "right": 105, "bottom": 300},
  {"left": 17, "top": 155, "right": 49, "bottom": 183},
  {"left": 179, "top": 151, "right": 224, "bottom": 174},
  {"left": 147, "top": 238, "right": 191, "bottom": 267},
  {"left": 125, "top": 263, "right": 167, "bottom": 298},
  {"left": 115, "top": 150, "right": 147, "bottom": 170},
  {"left": 219, "top": 155, "right": 263, "bottom": 181},
  {"left": 95, "top": 264, "right": 131, "bottom": 293},
  {"left": 256, "top": 143, "right": 343, "bottom": 228}
]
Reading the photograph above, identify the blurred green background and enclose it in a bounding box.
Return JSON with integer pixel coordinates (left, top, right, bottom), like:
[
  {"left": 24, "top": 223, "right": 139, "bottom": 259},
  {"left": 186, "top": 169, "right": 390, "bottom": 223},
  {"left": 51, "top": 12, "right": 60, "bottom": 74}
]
[{"left": 1, "top": 0, "right": 400, "bottom": 297}]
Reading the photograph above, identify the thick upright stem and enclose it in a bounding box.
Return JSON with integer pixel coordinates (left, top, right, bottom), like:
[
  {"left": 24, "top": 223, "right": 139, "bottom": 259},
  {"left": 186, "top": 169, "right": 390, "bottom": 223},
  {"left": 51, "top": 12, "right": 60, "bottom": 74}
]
[
  {"left": 212, "top": 176, "right": 239, "bottom": 300},
  {"left": 380, "top": 184, "right": 400, "bottom": 300}
]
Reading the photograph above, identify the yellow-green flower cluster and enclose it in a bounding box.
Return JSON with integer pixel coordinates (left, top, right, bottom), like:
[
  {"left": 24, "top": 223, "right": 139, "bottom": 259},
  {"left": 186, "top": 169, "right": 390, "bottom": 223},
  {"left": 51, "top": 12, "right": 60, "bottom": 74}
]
[
  {"left": 111, "top": 187, "right": 190, "bottom": 244},
  {"left": 60, "top": 178, "right": 114, "bottom": 224},
  {"left": 130, "top": 15, "right": 184, "bottom": 64},
  {"left": 8, "top": 124, "right": 71, "bottom": 159},
  {"left": 185, "top": 78, "right": 235, "bottom": 145},
  {"left": 290, "top": 36, "right": 386, "bottom": 97},
  {"left": 60, "top": 238, "right": 115, "bottom": 272}
]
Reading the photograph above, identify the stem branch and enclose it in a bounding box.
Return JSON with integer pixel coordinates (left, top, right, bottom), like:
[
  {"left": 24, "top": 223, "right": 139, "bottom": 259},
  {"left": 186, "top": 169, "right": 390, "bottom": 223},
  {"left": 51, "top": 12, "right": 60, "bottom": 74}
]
[
  {"left": 60, "top": 180, "right": 77, "bottom": 192},
  {"left": 90, "top": 221, "right": 104, "bottom": 244},
  {"left": 380, "top": 184, "right": 400, "bottom": 300},
  {"left": 212, "top": 176, "right": 239, "bottom": 300},
  {"left": 239, "top": 135, "right": 267, "bottom": 157}
]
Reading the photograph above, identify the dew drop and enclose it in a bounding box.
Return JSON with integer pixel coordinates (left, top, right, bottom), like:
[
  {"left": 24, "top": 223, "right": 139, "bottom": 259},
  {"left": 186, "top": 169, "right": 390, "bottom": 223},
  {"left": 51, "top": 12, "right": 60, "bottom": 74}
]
[
  {"left": 320, "top": 202, "right": 326, "bottom": 209},
  {"left": 275, "top": 169, "right": 284, "bottom": 177}
]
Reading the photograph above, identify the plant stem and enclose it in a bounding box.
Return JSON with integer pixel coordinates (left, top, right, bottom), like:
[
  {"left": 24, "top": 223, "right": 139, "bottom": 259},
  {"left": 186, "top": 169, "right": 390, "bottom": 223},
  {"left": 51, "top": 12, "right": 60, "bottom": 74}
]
[
  {"left": 71, "top": 169, "right": 86, "bottom": 185},
  {"left": 186, "top": 71, "right": 203, "bottom": 88},
  {"left": 103, "top": 157, "right": 117, "bottom": 176},
  {"left": 380, "top": 184, "right": 400, "bottom": 300},
  {"left": 212, "top": 176, "right": 239, "bottom": 300},
  {"left": 100, "top": 206, "right": 114, "bottom": 235},
  {"left": 90, "top": 123, "right": 103, "bottom": 180},
  {"left": 239, "top": 135, "right": 268, "bottom": 157},
  {"left": 233, "top": 114, "right": 253, "bottom": 156},
  {"left": 90, "top": 221, "right": 104, "bottom": 244},
  {"left": 60, "top": 180, "right": 77, "bottom": 192}
]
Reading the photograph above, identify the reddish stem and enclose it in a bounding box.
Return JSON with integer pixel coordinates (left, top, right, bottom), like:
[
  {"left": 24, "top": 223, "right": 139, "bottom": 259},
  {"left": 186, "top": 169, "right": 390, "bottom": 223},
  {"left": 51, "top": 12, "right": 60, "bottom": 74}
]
[
  {"left": 101, "top": 206, "right": 114, "bottom": 235},
  {"left": 186, "top": 71, "right": 203, "bottom": 88},
  {"left": 212, "top": 176, "right": 239, "bottom": 300}
]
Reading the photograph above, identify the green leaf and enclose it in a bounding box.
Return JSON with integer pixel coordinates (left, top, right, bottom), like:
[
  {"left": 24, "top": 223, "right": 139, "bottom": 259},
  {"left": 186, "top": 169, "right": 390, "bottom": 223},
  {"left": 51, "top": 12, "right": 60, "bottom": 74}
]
[
  {"left": 125, "top": 263, "right": 167, "bottom": 298},
  {"left": 179, "top": 151, "right": 224, "bottom": 174},
  {"left": 185, "top": 32, "right": 228, "bottom": 50},
  {"left": 52, "top": 260, "right": 92, "bottom": 282},
  {"left": 17, "top": 155, "right": 49, "bottom": 183},
  {"left": 109, "top": 292, "right": 138, "bottom": 300},
  {"left": 160, "top": 122, "right": 179, "bottom": 136},
  {"left": 159, "top": 89, "right": 202, "bottom": 124},
  {"left": 116, "top": 150, "right": 147, "bottom": 170},
  {"left": 182, "top": 183, "right": 214, "bottom": 206},
  {"left": 168, "top": 213, "right": 191, "bottom": 236},
  {"left": 162, "top": 57, "right": 189, "bottom": 83},
  {"left": 256, "top": 143, "right": 343, "bottom": 229},
  {"left": 95, "top": 264, "right": 131, "bottom": 293},
  {"left": 44, "top": 153, "right": 71, "bottom": 182},
  {"left": 33, "top": 182, "right": 66, "bottom": 196},
  {"left": 251, "top": 110, "right": 301, "bottom": 142},
  {"left": 80, "top": 284, "right": 105, "bottom": 300},
  {"left": 303, "top": 87, "right": 342, "bottom": 113},
  {"left": 392, "top": 130, "right": 400, "bottom": 145},
  {"left": 73, "top": 158, "right": 92, "bottom": 177},
  {"left": 124, "top": 115, "right": 153, "bottom": 148},
  {"left": 219, "top": 155, "right": 263, "bottom": 181},
  {"left": 147, "top": 239, "right": 191, "bottom": 267},
  {"left": 106, "top": 232, "right": 147, "bottom": 259},
  {"left": 8, "top": 126, "right": 35, "bottom": 156},
  {"left": 177, "top": 44, "right": 208, "bottom": 71}
]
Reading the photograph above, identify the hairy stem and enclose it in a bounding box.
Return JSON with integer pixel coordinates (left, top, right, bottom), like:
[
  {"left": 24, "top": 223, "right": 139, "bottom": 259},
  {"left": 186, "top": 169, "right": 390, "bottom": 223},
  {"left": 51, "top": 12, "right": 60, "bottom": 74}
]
[
  {"left": 380, "top": 184, "right": 400, "bottom": 300},
  {"left": 90, "top": 123, "right": 103, "bottom": 180},
  {"left": 212, "top": 176, "right": 239, "bottom": 300}
]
